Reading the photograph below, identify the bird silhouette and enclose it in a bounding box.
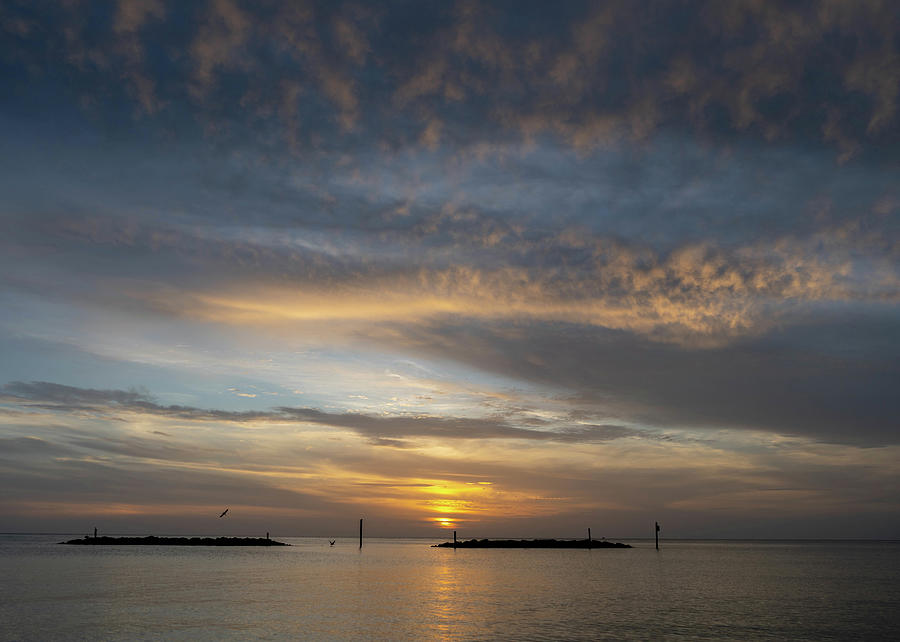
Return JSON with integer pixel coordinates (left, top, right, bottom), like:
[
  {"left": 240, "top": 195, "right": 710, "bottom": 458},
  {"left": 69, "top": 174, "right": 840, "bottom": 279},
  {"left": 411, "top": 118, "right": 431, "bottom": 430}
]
[
  {"left": 218, "top": 508, "right": 229, "bottom": 518},
  {"left": 329, "top": 539, "right": 336, "bottom": 546}
]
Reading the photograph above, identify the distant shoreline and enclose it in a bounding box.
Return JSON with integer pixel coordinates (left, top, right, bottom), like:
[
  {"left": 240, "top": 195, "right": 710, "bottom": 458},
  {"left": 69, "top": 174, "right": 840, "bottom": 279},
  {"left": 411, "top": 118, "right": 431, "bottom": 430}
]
[
  {"left": 60, "top": 535, "right": 289, "bottom": 546},
  {"left": 432, "top": 538, "right": 631, "bottom": 549}
]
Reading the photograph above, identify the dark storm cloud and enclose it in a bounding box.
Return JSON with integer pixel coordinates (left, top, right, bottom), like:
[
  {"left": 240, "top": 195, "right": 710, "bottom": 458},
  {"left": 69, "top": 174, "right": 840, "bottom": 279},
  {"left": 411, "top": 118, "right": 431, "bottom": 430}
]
[
  {"left": 1, "top": 380, "right": 642, "bottom": 444},
  {"left": 4, "top": 1, "right": 900, "bottom": 159},
  {"left": 374, "top": 310, "right": 900, "bottom": 447}
]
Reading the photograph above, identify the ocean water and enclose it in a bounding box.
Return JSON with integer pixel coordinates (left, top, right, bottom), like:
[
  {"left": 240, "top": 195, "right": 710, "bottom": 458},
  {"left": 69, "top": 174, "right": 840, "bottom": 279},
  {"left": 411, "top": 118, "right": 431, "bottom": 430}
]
[{"left": 1, "top": 535, "right": 898, "bottom": 640}]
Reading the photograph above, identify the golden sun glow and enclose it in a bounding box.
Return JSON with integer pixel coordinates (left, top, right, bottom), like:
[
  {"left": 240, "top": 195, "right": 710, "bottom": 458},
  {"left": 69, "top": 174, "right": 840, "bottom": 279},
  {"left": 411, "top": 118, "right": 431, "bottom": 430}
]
[{"left": 434, "top": 517, "right": 458, "bottom": 529}]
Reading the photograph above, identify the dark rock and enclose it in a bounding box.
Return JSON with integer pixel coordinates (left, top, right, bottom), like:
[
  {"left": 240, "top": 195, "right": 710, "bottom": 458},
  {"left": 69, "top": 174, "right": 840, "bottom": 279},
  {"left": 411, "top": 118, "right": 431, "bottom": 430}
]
[
  {"left": 60, "top": 535, "right": 289, "bottom": 546},
  {"left": 432, "top": 538, "right": 631, "bottom": 548}
]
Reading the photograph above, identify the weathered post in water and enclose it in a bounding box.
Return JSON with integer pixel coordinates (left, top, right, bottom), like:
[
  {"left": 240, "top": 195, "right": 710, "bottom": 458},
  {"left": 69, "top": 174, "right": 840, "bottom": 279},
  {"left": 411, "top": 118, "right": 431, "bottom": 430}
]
[
  {"left": 453, "top": 530, "right": 457, "bottom": 549},
  {"left": 655, "top": 521, "right": 660, "bottom": 550},
  {"left": 359, "top": 518, "right": 363, "bottom": 549},
  {"left": 94, "top": 527, "right": 97, "bottom": 539},
  {"left": 588, "top": 527, "right": 592, "bottom": 549}
]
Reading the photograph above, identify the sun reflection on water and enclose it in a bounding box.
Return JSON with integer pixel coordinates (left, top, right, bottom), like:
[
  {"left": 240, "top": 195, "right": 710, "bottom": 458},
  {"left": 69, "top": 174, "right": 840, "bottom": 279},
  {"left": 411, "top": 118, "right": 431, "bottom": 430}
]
[{"left": 430, "top": 558, "right": 465, "bottom": 640}]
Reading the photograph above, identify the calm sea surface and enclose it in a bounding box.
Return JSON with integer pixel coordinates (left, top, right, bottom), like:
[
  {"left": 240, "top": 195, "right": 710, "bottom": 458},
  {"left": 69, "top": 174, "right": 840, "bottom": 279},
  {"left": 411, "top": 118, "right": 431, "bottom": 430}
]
[{"left": 1, "top": 535, "right": 898, "bottom": 640}]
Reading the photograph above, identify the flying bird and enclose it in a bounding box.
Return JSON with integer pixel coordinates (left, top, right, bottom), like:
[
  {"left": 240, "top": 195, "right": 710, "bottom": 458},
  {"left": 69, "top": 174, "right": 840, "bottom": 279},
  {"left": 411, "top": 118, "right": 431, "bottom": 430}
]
[
  {"left": 329, "top": 539, "right": 336, "bottom": 546},
  {"left": 219, "top": 508, "right": 229, "bottom": 518}
]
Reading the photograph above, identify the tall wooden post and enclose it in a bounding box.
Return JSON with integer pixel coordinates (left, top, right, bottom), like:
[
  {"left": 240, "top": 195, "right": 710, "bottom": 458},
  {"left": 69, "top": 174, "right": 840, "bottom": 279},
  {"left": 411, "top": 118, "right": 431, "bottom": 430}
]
[
  {"left": 588, "top": 527, "right": 591, "bottom": 549},
  {"left": 453, "top": 530, "right": 457, "bottom": 549},
  {"left": 655, "top": 521, "right": 660, "bottom": 550},
  {"left": 359, "top": 518, "right": 363, "bottom": 549},
  {"left": 94, "top": 527, "right": 97, "bottom": 539}
]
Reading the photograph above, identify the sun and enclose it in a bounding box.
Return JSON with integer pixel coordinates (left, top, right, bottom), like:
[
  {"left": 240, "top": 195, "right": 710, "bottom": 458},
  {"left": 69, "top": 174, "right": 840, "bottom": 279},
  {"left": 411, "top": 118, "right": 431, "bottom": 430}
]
[{"left": 433, "top": 516, "right": 457, "bottom": 529}]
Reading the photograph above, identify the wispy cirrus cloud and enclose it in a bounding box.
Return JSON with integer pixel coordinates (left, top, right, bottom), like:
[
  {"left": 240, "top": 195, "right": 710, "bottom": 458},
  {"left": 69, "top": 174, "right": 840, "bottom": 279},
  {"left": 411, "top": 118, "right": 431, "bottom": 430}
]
[{"left": 0, "top": 381, "right": 641, "bottom": 445}]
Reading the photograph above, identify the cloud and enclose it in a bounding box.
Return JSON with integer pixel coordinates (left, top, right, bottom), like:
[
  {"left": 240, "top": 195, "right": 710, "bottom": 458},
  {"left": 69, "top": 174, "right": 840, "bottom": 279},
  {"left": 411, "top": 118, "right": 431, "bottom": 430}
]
[
  {"left": 14, "top": 169, "right": 896, "bottom": 343},
  {"left": 6, "top": 1, "right": 900, "bottom": 157},
  {"left": 0, "top": 453, "right": 337, "bottom": 514},
  {"left": 1, "top": 381, "right": 274, "bottom": 422},
  {"left": 3, "top": 381, "right": 153, "bottom": 409},
  {"left": 0, "top": 380, "right": 642, "bottom": 445},
  {"left": 371, "top": 312, "right": 900, "bottom": 447},
  {"left": 189, "top": 0, "right": 251, "bottom": 98},
  {"left": 4, "top": 124, "right": 895, "bottom": 350},
  {"left": 2, "top": 382, "right": 897, "bottom": 537},
  {"left": 2, "top": 1, "right": 900, "bottom": 538},
  {"left": 332, "top": 13, "right": 371, "bottom": 66},
  {"left": 118, "top": 224, "right": 896, "bottom": 347},
  {"left": 275, "top": 407, "right": 642, "bottom": 444},
  {"left": 0, "top": 436, "right": 71, "bottom": 456},
  {"left": 114, "top": 0, "right": 166, "bottom": 35}
]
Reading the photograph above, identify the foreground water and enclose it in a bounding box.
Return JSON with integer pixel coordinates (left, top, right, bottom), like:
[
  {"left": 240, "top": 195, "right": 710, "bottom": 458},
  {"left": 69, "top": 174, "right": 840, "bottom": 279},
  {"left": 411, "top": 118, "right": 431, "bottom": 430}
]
[{"left": 1, "top": 535, "right": 897, "bottom": 640}]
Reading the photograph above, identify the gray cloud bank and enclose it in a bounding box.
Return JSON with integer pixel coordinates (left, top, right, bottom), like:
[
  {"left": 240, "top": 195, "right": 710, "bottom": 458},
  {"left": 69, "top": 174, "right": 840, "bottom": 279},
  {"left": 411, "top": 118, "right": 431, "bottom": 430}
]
[{"left": 375, "top": 313, "right": 900, "bottom": 447}]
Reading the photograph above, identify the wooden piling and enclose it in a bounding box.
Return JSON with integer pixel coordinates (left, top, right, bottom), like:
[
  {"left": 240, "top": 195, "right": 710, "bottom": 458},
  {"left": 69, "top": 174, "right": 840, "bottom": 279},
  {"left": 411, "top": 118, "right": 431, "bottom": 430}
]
[
  {"left": 453, "top": 530, "right": 457, "bottom": 549},
  {"left": 359, "top": 518, "right": 363, "bottom": 549},
  {"left": 588, "top": 527, "right": 591, "bottom": 549},
  {"left": 655, "top": 521, "right": 660, "bottom": 550},
  {"left": 94, "top": 527, "right": 97, "bottom": 539}
]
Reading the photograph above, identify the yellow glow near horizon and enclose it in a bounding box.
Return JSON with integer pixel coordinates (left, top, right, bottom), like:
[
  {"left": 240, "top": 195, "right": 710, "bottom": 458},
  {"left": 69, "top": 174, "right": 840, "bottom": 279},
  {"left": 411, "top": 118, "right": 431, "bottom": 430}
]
[{"left": 434, "top": 516, "right": 458, "bottom": 529}]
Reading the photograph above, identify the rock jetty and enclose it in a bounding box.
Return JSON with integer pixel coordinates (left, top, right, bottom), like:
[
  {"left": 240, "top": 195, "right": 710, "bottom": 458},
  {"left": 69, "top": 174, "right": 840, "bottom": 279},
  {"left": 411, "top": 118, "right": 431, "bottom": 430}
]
[
  {"left": 432, "top": 538, "right": 630, "bottom": 548},
  {"left": 61, "top": 535, "right": 289, "bottom": 546}
]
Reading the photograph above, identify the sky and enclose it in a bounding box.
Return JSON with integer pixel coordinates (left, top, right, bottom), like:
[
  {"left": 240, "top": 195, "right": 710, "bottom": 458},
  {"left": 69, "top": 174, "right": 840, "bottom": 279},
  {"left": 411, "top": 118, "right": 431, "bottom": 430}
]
[{"left": 1, "top": 0, "right": 899, "bottom": 539}]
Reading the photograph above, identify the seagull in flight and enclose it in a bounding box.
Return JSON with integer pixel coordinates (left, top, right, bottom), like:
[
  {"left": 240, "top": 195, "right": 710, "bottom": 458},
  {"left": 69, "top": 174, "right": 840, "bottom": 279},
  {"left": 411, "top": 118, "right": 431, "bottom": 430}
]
[
  {"left": 329, "top": 539, "right": 336, "bottom": 546},
  {"left": 219, "top": 508, "right": 229, "bottom": 518}
]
